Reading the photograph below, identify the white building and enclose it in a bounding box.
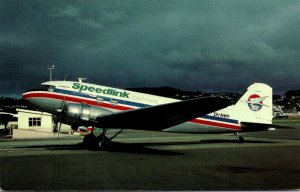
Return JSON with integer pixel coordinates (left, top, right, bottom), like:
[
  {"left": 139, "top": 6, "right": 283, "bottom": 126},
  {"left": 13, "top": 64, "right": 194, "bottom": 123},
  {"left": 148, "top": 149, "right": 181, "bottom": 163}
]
[{"left": 16, "top": 108, "right": 71, "bottom": 133}]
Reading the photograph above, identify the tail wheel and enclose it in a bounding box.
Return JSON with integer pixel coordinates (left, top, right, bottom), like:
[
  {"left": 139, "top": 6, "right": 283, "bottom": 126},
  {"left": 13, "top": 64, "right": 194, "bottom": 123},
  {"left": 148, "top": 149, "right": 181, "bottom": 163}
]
[
  {"left": 235, "top": 132, "right": 245, "bottom": 143},
  {"left": 237, "top": 136, "right": 244, "bottom": 143}
]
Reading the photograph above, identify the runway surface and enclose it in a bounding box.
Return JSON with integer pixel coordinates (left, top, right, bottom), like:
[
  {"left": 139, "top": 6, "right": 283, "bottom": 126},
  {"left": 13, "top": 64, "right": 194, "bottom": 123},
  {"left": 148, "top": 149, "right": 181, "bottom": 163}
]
[{"left": 1, "top": 129, "right": 300, "bottom": 190}]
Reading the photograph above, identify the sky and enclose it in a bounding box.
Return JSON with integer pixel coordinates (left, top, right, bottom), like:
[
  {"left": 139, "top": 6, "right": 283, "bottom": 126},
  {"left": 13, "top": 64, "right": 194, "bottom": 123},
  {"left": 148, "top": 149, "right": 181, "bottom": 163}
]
[{"left": 1, "top": 0, "right": 300, "bottom": 97}]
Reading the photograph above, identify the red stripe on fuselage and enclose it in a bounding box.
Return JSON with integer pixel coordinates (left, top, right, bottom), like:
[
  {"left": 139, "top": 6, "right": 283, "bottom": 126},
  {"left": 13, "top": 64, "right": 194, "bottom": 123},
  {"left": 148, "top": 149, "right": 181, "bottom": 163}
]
[
  {"left": 190, "top": 118, "right": 241, "bottom": 130},
  {"left": 23, "top": 92, "right": 132, "bottom": 111}
]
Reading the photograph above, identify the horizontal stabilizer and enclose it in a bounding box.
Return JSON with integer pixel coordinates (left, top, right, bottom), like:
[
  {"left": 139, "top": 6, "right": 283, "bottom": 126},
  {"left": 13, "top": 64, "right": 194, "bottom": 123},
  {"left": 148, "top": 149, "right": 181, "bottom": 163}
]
[
  {"left": 92, "top": 97, "right": 231, "bottom": 130},
  {"left": 240, "top": 122, "right": 296, "bottom": 132}
]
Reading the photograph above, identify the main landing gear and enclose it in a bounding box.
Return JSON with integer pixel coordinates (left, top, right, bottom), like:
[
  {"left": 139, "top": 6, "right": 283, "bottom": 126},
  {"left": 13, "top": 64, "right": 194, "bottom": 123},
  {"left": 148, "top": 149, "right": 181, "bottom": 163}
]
[
  {"left": 235, "top": 132, "right": 244, "bottom": 143},
  {"left": 83, "top": 127, "right": 124, "bottom": 149}
]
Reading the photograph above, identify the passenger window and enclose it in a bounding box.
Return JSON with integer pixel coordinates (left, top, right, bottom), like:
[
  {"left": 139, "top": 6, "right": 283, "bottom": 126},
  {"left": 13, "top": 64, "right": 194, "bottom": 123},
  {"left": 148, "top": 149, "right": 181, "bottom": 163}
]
[
  {"left": 96, "top": 96, "right": 104, "bottom": 103},
  {"left": 110, "top": 99, "right": 118, "bottom": 106}
]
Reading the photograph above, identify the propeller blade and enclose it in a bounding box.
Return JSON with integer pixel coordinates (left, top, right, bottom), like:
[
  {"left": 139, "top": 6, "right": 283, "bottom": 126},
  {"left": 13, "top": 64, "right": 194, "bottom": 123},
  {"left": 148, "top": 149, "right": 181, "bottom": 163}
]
[
  {"left": 57, "top": 120, "right": 62, "bottom": 137},
  {"left": 57, "top": 99, "right": 66, "bottom": 137}
]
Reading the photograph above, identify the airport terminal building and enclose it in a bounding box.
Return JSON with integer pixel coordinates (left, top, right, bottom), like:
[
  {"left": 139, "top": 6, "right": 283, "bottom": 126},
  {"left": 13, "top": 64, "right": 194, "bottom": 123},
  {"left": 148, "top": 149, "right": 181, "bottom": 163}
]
[
  {"left": 16, "top": 108, "right": 70, "bottom": 133},
  {"left": 17, "top": 109, "right": 53, "bottom": 132}
]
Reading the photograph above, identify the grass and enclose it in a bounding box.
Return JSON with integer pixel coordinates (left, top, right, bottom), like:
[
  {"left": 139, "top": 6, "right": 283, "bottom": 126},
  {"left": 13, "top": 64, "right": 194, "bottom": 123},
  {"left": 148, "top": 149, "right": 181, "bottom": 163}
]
[{"left": 273, "top": 118, "right": 300, "bottom": 126}]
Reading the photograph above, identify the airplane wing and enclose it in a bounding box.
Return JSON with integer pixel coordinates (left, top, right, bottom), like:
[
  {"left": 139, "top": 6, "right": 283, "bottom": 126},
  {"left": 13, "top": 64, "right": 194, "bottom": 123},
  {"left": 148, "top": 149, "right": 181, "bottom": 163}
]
[
  {"left": 88, "top": 97, "right": 231, "bottom": 130},
  {"left": 240, "top": 122, "right": 297, "bottom": 132}
]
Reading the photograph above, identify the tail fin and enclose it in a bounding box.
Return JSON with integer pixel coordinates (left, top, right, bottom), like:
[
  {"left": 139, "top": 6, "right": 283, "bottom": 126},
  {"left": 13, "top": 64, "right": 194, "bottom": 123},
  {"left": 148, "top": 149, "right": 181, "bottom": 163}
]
[{"left": 230, "top": 83, "right": 273, "bottom": 124}]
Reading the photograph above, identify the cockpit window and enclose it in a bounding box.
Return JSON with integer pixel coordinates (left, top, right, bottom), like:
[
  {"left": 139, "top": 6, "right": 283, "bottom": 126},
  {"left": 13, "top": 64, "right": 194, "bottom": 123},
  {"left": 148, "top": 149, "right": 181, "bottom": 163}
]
[
  {"left": 40, "top": 85, "right": 55, "bottom": 92},
  {"left": 48, "top": 86, "right": 55, "bottom": 92},
  {"left": 25, "top": 85, "right": 56, "bottom": 92},
  {"left": 40, "top": 85, "right": 50, "bottom": 91}
]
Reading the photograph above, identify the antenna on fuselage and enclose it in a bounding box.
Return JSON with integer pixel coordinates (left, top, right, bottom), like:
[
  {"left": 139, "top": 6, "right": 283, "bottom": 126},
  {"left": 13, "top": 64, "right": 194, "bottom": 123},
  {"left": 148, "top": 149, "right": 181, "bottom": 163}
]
[
  {"left": 64, "top": 74, "right": 68, "bottom": 81},
  {"left": 78, "top": 78, "right": 87, "bottom": 83}
]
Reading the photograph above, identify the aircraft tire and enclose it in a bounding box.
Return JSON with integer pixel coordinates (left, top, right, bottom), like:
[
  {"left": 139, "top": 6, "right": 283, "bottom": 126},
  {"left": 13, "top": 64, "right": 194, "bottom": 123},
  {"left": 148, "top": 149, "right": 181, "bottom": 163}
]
[
  {"left": 238, "top": 136, "right": 244, "bottom": 143},
  {"left": 83, "top": 134, "right": 97, "bottom": 149}
]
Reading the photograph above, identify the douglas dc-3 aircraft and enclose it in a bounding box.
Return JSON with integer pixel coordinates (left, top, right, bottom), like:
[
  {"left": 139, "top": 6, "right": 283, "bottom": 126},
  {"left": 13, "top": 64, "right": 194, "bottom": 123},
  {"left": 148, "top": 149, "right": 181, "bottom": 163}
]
[{"left": 22, "top": 80, "right": 280, "bottom": 148}]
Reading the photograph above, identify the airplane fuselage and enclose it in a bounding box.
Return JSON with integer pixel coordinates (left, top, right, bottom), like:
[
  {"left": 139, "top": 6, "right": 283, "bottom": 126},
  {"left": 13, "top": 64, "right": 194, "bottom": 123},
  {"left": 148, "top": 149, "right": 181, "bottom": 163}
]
[{"left": 23, "top": 81, "right": 242, "bottom": 133}]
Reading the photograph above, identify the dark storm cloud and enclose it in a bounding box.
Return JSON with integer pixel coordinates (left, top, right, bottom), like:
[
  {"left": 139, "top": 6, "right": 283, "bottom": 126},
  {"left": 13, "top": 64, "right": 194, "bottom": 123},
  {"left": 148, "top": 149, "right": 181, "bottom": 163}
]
[{"left": 1, "top": 0, "right": 300, "bottom": 97}]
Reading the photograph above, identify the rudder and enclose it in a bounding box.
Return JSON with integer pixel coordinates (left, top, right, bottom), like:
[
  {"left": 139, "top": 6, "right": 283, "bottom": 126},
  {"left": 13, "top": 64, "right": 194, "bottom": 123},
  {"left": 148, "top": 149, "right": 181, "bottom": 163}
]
[{"left": 231, "top": 83, "right": 273, "bottom": 124}]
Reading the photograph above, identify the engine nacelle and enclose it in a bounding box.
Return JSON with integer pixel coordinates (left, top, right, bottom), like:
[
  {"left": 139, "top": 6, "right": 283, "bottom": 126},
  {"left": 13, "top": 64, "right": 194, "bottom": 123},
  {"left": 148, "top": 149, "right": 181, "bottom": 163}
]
[{"left": 63, "top": 103, "right": 112, "bottom": 125}]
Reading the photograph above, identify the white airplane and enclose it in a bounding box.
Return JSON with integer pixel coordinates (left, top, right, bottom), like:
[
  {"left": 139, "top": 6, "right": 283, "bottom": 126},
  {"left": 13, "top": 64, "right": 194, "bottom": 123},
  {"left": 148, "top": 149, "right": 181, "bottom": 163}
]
[{"left": 22, "top": 80, "right": 280, "bottom": 148}]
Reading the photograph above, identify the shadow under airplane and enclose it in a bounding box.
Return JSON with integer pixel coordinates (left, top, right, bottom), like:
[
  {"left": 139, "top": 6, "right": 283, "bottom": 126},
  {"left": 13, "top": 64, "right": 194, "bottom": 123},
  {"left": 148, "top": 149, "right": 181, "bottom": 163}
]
[
  {"left": 15, "top": 141, "right": 182, "bottom": 156},
  {"left": 135, "top": 139, "right": 277, "bottom": 146},
  {"left": 14, "top": 138, "right": 276, "bottom": 155}
]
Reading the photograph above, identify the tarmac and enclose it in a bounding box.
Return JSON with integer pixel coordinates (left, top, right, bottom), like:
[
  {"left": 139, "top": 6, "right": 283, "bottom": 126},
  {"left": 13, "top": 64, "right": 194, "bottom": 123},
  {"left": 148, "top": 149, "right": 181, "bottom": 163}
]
[{"left": 1, "top": 129, "right": 300, "bottom": 190}]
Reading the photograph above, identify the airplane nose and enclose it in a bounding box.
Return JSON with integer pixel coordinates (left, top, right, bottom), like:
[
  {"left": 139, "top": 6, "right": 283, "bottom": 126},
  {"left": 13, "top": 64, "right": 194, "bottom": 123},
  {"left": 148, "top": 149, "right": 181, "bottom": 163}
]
[
  {"left": 21, "top": 90, "right": 64, "bottom": 114},
  {"left": 21, "top": 90, "right": 44, "bottom": 110},
  {"left": 22, "top": 92, "right": 26, "bottom": 100},
  {"left": 22, "top": 91, "right": 31, "bottom": 101},
  {"left": 22, "top": 90, "right": 39, "bottom": 106},
  {"left": 22, "top": 91, "right": 33, "bottom": 107}
]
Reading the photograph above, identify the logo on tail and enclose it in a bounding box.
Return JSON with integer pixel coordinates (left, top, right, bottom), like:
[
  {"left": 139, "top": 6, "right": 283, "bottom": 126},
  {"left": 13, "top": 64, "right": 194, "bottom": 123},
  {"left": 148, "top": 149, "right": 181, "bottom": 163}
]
[{"left": 246, "top": 94, "right": 268, "bottom": 111}]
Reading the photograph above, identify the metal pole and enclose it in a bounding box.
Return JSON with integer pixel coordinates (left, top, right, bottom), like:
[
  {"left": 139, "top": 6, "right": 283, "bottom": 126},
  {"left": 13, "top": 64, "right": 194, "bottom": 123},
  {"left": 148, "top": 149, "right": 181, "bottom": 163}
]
[
  {"left": 46, "top": 65, "right": 55, "bottom": 81},
  {"left": 49, "top": 68, "right": 52, "bottom": 81}
]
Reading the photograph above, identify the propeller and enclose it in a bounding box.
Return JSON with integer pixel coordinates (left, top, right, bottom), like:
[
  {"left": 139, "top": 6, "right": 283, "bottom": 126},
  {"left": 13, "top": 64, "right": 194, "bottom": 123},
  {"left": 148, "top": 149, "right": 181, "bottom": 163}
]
[{"left": 54, "top": 97, "right": 66, "bottom": 137}]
